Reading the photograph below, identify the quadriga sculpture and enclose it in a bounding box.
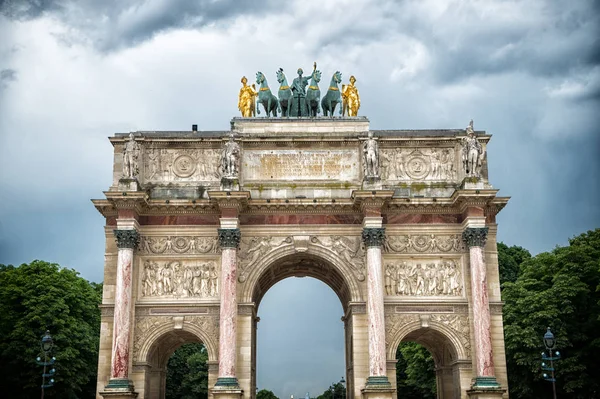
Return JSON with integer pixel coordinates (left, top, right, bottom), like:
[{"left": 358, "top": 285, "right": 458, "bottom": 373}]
[
  {"left": 276, "top": 68, "right": 293, "bottom": 117},
  {"left": 321, "top": 71, "right": 343, "bottom": 116},
  {"left": 306, "top": 69, "right": 322, "bottom": 117},
  {"left": 256, "top": 71, "right": 278, "bottom": 117}
]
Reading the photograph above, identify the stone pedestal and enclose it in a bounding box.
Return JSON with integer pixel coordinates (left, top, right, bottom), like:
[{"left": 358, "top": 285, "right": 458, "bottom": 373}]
[
  {"left": 467, "top": 387, "right": 506, "bottom": 399},
  {"left": 221, "top": 176, "right": 240, "bottom": 191},
  {"left": 100, "top": 378, "right": 138, "bottom": 398},
  {"left": 212, "top": 387, "right": 244, "bottom": 399},
  {"left": 362, "top": 176, "right": 382, "bottom": 190},
  {"left": 361, "top": 385, "right": 395, "bottom": 399},
  {"left": 117, "top": 178, "right": 141, "bottom": 192}
]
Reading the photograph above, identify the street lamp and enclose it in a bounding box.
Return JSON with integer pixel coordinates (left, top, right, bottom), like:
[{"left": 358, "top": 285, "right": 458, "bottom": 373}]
[
  {"left": 541, "top": 327, "right": 560, "bottom": 399},
  {"left": 340, "top": 377, "right": 346, "bottom": 399},
  {"left": 36, "top": 330, "right": 56, "bottom": 399}
]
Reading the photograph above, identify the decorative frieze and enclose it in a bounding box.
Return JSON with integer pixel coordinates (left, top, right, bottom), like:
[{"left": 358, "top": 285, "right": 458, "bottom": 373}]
[
  {"left": 380, "top": 147, "right": 457, "bottom": 182},
  {"left": 462, "top": 227, "right": 488, "bottom": 248},
  {"left": 362, "top": 228, "right": 386, "bottom": 247},
  {"left": 114, "top": 229, "right": 140, "bottom": 249},
  {"left": 218, "top": 228, "right": 241, "bottom": 248},
  {"left": 384, "top": 259, "right": 463, "bottom": 297},
  {"left": 384, "top": 234, "right": 464, "bottom": 253},
  {"left": 138, "top": 236, "right": 219, "bottom": 254},
  {"left": 144, "top": 148, "right": 221, "bottom": 182},
  {"left": 141, "top": 260, "right": 219, "bottom": 298}
]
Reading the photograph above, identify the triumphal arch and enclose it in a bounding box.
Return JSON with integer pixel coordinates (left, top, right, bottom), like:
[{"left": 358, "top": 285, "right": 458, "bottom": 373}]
[{"left": 93, "top": 69, "right": 509, "bottom": 399}]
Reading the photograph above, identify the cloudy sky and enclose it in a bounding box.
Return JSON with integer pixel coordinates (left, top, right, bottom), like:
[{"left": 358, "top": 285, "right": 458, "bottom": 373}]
[{"left": 0, "top": 0, "right": 598, "bottom": 397}]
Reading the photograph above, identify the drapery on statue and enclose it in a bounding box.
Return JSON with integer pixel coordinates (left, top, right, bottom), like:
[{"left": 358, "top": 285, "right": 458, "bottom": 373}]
[
  {"left": 462, "top": 120, "right": 485, "bottom": 177},
  {"left": 122, "top": 133, "right": 140, "bottom": 178},
  {"left": 221, "top": 135, "right": 240, "bottom": 177},
  {"left": 363, "top": 131, "right": 379, "bottom": 177},
  {"left": 342, "top": 75, "right": 360, "bottom": 116},
  {"left": 290, "top": 62, "right": 317, "bottom": 117},
  {"left": 256, "top": 71, "right": 278, "bottom": 117},
  {"left": 238, "top": 76, "right": 257, "bottom": 117}
]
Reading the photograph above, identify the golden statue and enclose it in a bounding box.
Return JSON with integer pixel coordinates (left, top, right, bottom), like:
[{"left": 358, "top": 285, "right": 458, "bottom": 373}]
[
  {"left": 342, "top": 75, "right": 360, "bottom": 116},
  {"left": 238, "top": 76, "right": 257, "bottom": 117}
]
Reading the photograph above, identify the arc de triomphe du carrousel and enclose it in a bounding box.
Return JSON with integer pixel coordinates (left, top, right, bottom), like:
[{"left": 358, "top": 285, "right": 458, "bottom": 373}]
[{"left": 93, "top": 66, "right": 510, "bottom": 399}]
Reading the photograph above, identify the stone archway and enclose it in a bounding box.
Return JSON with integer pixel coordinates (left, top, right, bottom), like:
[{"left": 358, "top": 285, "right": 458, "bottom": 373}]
[
  {"left": 386, "top": 317, "right": 472, "bottom": 399},
  {"left": 131, "top": 318, "right": 219, "bottom": 399},
  {"left": 237, "top": 247, "right": 364, "bottom": 399}
]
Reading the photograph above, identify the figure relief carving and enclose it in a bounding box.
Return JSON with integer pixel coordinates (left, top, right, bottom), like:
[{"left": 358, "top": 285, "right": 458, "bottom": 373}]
[
  {"left": 384, "top": 260, "right": 463, "bottom": 296},
  {"left": 122, "top": 133, "right": 141, "bottom": 179},
  {"left": 310, "top": 235, "right": 366, "bottom": 281},
  {"left": 362, "top": 131, "right": 379, "bottom": 178},
  {"left": 461, "top": 120, "right": 485, "bottom": 178},
  {"left": 380, "top": 148, "right": 456, "bottom": 182},
  {"left": 430, "top": 314, "right": 471, "bottom": 356},
  {"left": 385, "top": 314, "right": 420, "bottom": 348},
  {"left": 144, "top": 148, "right": 220, "bottom": 182},
  {"left": 185, "top": 315, "right": 220, "bottom": 345},
  {"left": 384, "top": 234, "right": 463, "bottom": 253},
  {"left": 221, "top": 135, "right": 241, "bottom": 178},
  {"left": 141, "top": 260, "right": 219, "bottom": 298},
  {"left": 139, "top": 236, "right": 219, "bottom": 255},
  {"left": 238, "top": 236, "right": 293, "bottom": 282}
]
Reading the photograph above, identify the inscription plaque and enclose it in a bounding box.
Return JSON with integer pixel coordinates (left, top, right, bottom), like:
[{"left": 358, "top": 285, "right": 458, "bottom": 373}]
[{"left": 242, "top": 149, "right": 359, "bottom": 181}]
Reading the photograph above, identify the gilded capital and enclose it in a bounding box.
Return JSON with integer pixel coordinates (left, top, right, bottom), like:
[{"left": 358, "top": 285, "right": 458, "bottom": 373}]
[
  {"left": 113, "top": 229, "right": 140, "bottom": 249},
  {"left": 462, "top": 227, "right": 488, "bottom": 248},
  {"left": 362, "top": 228, "right": 386, "bottom": 247},
  {"left": 218, "top": 228, "right": 241, "bottom": 248}
]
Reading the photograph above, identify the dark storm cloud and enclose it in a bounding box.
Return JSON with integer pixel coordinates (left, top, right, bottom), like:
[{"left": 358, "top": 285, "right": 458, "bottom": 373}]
[
  {"left": 1, "top": 0, "right": 278, "bottom": 51},
  {"left": 0, "top": 68, "right": 16, "bottom": 82}
]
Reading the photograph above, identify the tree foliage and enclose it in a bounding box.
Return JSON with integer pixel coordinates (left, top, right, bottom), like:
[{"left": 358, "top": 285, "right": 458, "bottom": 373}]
[
  {"left": 316, "top": 381, "right": 346, "bottom": 399},
  {"left": 497, "top": 242, "right": 531, "bottom": 286},
  {"left": 0, "top": 260, "right": 101, "bottom": 398},
  {"left": 502, "top": 229, "right": 600, "bottom": 398},
  {"left": 395, "top": 342, "right": 436, "bottom": 399},
  {"left": 165, "top": 342, "right": 209, "bottom": 399},
  {"left": 257, "top": 389, "right": 279, "bottom": 399}
]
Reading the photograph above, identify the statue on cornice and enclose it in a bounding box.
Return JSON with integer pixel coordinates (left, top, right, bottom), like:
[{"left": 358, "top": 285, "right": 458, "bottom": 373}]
[
  {"left": 122, "top": 133, "right": 140, "bottom": 178},
  {"left": 363, "top": 131, "right": 379, "bottom": 178},
  {"left": 221, "top": 134, "right": 240, "bottom": 177},
  {"left": 462, "top": 120, "right": 484, "bottom": 177}
]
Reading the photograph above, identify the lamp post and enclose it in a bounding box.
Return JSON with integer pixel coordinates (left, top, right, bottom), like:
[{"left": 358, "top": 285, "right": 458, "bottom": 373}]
[
  {"left": 541, "top": 327, "right": 560, "bottom": 399},
  {"left": 36, "top": 330, "right": 56, "bottom": 399},
  {"left": 340, "top": 377, "right": 346, "bottom": 399}
]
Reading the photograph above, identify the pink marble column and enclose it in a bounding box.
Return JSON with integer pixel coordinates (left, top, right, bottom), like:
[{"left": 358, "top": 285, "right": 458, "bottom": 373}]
[
  {"left": 215, "top": 228, "right": 241, "bottom": 388},
  {"left": 463, "top": 227, "right": 500, "bottom": 388},
  {"left": 362, "top": 228, "right": 391, "bottom": 387},
  {"left": 107, "top": 229, "right": 139, "bottom": 390}
]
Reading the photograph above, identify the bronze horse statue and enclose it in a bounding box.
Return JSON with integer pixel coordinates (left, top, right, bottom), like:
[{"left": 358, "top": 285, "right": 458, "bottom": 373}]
[{"left": 256, "top": 71, "right": 278, "bottom": 117}]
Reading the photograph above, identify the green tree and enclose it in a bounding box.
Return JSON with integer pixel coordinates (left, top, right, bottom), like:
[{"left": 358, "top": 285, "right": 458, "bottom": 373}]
[
  {"left": 256, "top": 389, "right": 279, "bottom": 399},
  {"left": 165, "top": 342, "right": 208, "bottom": 399},
  {"left": 0, "top": 260, "right": 101, "bottom": 398},
  {"left": 316, "top": 381, "right": 346, "bottom": 399},
  {"left": 497, "top": 242, "right": 531, "bottom": 286},
  {"left": 503, "top": 229, "right": 600, "bottom": 398},
  {"left": 395, "top": 342, "right": 436, "bottom": 399}
]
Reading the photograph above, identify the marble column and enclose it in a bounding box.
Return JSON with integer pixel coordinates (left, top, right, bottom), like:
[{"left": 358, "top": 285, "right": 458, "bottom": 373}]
[
  {"left": 105, "top": 229, "right": 139, "bottom": 392},
  {"left": 463, "top": 227, "right": 500, "bottom": 388},
  {"left": 362, "top": 227, "right": 391, "bottom": 387},
  {"left": 215, "top": 228, "right": 242, "bottom": 388}
]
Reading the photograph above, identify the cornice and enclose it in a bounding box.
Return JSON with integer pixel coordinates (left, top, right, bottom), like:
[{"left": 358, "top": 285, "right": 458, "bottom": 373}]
[{"left": 208, "top": 191, "right": 251, "bottom": 212}]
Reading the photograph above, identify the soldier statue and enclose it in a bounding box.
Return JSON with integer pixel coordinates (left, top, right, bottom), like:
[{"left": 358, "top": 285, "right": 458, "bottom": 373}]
[
  {"left": 221, "top": 135, "right": 240, "bottom": 177},
  {"left": 462, "top": 120, "right": 484, "bottom": 177},
  {"left": 363, "top": 131, "right": 379, "bottom": 177},
  {"left": 122, "top": 133, "right": 140, "bottom": 178}
]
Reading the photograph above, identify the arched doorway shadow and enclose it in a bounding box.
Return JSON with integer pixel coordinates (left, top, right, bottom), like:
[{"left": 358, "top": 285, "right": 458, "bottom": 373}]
[
  {"left": 133, "top": 321, "right": 219, "bottom": 399},
  {"left": 388, "top": 322, "right": 470, "bottom": 399},
  {"left": 241, "top": 251, "right": 360, "bottom": 399}
]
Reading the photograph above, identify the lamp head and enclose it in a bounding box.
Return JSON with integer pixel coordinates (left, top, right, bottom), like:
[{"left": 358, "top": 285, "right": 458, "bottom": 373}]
[
  {"left": 41, "top": 330, "right": 53, "bottom": 352},
  {"left": 543, "top": 327, "right": 555, "bottom": 349}
]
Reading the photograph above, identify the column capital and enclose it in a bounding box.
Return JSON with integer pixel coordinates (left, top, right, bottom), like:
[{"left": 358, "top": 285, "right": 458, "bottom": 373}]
[
  {"left": 218, "top": 228, "right": 241, "bottom": 248},
  {"left": 462, "top": 227, "right": 488, "bottom": 248},
  {"left": 362, "top": 227, "right": 386, "bottom": 247},
  {"left": 113, "top": 229, "right": 140, "bottom": 249}
]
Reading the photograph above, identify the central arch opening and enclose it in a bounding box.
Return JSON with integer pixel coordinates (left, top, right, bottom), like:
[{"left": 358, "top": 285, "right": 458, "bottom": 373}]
[{"left": 250, "top": 253, "right": 354, "bottom": 399}]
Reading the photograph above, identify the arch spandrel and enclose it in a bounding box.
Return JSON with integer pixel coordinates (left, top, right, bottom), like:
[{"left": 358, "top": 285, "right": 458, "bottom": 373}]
[
  {"left": 134, "top": 315, "right": 219, "bottom": 365},
  {"left": 385, "top": 314, "right": 470, "bottom": 361},
  {"left": 238, "top": 235, "right": 366, "bottom": 308}
]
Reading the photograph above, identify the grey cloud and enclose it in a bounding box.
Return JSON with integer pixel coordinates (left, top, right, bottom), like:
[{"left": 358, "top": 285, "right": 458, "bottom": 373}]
[{"left": 1, "top": 68, "right": 16, "bottom": 82}]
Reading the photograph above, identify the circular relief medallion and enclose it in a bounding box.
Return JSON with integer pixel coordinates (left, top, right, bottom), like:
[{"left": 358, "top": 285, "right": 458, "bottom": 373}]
[
  {"left": 173, "top": 155, "right": 196, "bottom": 178},
  {"left": 405, "top": 156, "right": 430, "bottom": 180}
]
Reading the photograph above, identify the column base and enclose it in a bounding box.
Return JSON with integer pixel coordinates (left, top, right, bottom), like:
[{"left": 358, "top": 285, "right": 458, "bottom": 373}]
[
  {"left": 467, "top": 376, "right": 505, "bottom": 399},
  {"left": 212, "top": 378, "right": 243, "bottom": 399},
  {"left": 100, "top": 378, "right": 138, "bottom": 398},
  {"left": 361, "top": 377, "right": 395, "bottom": 399}
]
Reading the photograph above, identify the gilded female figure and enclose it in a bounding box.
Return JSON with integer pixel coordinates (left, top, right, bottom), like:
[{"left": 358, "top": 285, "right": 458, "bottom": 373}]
[
  {"left": 238, "top": 76, "right": 257, "bottom": 117},
  {"left": 342, "top": 75, "right": 360, "bottom": 116}
]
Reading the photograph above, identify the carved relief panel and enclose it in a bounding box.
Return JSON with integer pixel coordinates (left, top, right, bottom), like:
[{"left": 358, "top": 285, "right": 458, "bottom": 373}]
[
  {"left": 384, "top": 234, "right": 464, "bottom": 254},
  {"left": 139, "top": 236, "right": 219, "bottom": 255},
  {"left": 139, "top": 259, "right": 220, "bottom": 299},
  {"left": 142, "top": 147, "right": 221, "bottom": 184},
  {"left": 379, "top": 147, "right": 458, "bottom": 182},
  {"left": 384, "top": 258, "right": 464, "bottom": 297}
]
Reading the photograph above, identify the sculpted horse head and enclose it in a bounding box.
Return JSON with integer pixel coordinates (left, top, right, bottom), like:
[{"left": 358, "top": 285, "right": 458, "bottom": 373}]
[
  {"left": 256, "top": 71, "right": 266, "bottom": 86},
  {"left": 276, "top": 68, "right": 287, "bottom": 85},
  {"left": 332, "top": 71, "right": 342, "bottom": 85}
]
